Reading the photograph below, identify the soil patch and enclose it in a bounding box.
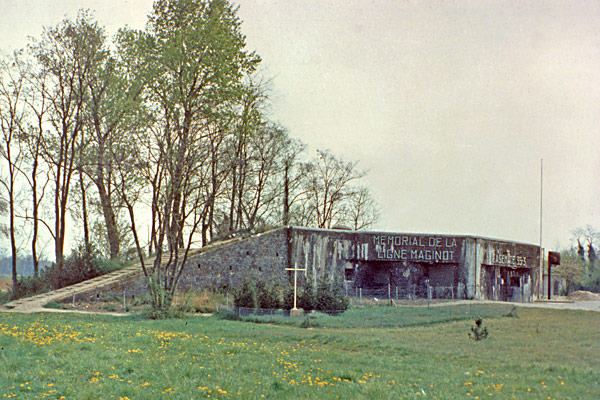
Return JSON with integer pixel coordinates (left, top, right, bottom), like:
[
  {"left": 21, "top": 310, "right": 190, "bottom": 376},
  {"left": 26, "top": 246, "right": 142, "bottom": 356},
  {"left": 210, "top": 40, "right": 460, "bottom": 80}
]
[
  {"left": 0, "top": 277, "right": 12, "bottom": 292},
  {"left": 568, "top": 290, "right": 600, "bottom": 301}
]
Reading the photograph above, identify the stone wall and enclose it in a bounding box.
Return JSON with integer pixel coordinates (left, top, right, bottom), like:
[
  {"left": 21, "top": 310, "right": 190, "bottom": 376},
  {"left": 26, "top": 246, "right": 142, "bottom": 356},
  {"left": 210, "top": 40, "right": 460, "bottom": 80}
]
[
  {"left": 181, "top": 227, "right": 290, "bottom": 291},
  {"left": 75, "top": 226, "right": 541, "bottom": 304}
]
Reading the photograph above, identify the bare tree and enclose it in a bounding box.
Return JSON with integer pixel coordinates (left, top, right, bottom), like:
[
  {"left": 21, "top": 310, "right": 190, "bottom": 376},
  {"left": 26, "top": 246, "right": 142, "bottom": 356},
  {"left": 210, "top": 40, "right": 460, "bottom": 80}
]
[
  {"left": 225, "top": 80, "right": 266, "bottom": 233},
  {"left": 344, "top": 185, "right": 380, "bottom": 230},
  {"left": 280, "top": 136, "right": 306, "bottom": 226},
  {"left": 21, "top": 63, "right": 52, "bottom": 275},
  {"left": 0, "top": 51, "right": 28, "bottom": 296},
  {"left": 31, "top": 12, "right": 107, "bottom": 261},
  {"left": 303, "top": 149, "right": 365, "bottom": 229}
]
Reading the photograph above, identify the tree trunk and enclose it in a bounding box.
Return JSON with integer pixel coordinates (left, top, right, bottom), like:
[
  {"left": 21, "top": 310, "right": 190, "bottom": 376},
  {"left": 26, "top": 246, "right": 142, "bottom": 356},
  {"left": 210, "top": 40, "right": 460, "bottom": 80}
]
[
  {"left": 9, "top": 186, "right": 18, "bottom": 299},
  {"left": 97, "top": 179, "right": 120, "bottom": 259},
  {"left": 31, "top": 164, "right": 40, "bottom": 276},
  {"left": 79, "top": 169, "right": 90, "bottom": 247},
  {"left": 283, "top": 162, "right": 290, "bottom": 226}
]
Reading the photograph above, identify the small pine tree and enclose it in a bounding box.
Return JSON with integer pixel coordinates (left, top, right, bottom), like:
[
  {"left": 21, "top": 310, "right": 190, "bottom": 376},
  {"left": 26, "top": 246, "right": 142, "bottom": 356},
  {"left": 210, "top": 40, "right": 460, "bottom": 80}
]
[{"left": 469, "top": 318, "right": 489, "bottom": 341}]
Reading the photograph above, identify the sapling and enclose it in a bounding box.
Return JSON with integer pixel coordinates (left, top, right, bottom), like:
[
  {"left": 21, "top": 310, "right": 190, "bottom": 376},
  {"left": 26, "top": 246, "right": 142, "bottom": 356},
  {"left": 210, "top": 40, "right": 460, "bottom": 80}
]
[{"left": 469, "top": 317, "right": 489, "bottom": 341}]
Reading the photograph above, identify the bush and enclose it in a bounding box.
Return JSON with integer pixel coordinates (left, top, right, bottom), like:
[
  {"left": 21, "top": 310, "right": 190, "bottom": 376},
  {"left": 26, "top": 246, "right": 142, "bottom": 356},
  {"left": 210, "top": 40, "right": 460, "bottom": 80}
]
[
  {"left": 44, "top": 244, "right": 105, "bottom": 290},
  {"left": 234, "top": 280, "right": 258, "bottom": 308},
  {"left": 13, "top": 242, "right": 125, "bottom": 299},
  {"left": 14, "top": 275, "right": 49, "bottom": 298},
  {"left": 297, "top": 279, "right": 349, "bottom": 313},
  {"left": 234, "top": 276, "right": 349, "bottom": 314},
  {"left": 297, "top": 280, "right": 316, "bottom": 312},
  {"left": 283, "top": 285, "right": 295, "bottom": 310},
  {"left": 256, "top": 280, "right": 282, "bottom": 309},
  {"left": 469, "top": 318, "right": 489, "bottom": 341}
]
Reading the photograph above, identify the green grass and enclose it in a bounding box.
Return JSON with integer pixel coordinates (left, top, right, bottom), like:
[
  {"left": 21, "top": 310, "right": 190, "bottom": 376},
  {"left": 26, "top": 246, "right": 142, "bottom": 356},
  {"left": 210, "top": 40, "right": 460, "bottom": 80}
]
[
  {"left": 43, "top": 301, "right": 69, "bottom": 310},
  {"left": 227, "top": 303, "right": 518, "bottom": 329},
  {"left": 1, "top": 305, "right": 599, "bottom": 399}
]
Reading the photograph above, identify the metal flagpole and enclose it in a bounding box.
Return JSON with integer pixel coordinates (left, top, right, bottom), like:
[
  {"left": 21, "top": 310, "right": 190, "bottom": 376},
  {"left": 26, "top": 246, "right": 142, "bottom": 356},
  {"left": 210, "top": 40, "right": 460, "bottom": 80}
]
[{"left": 539, "top": 158, "right": 544, "bottom": 299}]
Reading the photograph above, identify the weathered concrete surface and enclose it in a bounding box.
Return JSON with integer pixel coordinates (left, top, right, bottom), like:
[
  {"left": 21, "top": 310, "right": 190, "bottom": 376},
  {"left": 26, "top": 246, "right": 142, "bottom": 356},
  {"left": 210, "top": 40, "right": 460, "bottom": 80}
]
[
  {"left": 1, "top": 226, "right": 543, "bottom": 311},
  {"left": 289, "top": 228, "right": 540, "bottom": 302}
]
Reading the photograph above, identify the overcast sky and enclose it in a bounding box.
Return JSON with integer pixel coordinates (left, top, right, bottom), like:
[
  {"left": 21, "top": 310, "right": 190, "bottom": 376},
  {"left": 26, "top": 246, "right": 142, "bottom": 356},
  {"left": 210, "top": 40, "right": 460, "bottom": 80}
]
[{"left": 1, "top": 0, "right": 599, "bottom": 250}]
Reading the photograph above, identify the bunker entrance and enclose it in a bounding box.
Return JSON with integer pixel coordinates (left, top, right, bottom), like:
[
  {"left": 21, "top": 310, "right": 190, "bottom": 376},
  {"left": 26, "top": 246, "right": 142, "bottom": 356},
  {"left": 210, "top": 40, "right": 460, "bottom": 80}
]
[
  {"left": 354, "top": 261, "right": 463, "bottom": 299},
  {"left": 483, "top": 265, "right": 531, "bottom": 302}
]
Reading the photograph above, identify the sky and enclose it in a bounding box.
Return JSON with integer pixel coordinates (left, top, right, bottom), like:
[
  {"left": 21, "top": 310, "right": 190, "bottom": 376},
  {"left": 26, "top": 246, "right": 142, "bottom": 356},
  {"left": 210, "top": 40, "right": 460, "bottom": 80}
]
[{"left": 1, "top": 0, "right": 599, "bottom": 251}]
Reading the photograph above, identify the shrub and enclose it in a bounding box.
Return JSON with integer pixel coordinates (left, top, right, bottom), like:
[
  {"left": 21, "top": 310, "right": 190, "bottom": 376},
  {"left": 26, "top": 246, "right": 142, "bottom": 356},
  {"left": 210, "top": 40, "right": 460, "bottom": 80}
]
[
  {"left": 314, "top": 280, "right": 349, "bottom": 313},
  {"left": 44, "top": 244, "right": 105, "bottom": 290},
  {"left": 234, "top": 280, "right": 258, "bottom": 308},
  {"left": 469, "top": 318, "right": 489, "bottom": 341},
  {"left": 13, "top": 242, "right": 126, "bottom": 299},
  {"left": 297, "top": 280, "right": 316, "bottom": 312},
  {"left": 234, "top": 276, "right": 349, "bottom": 314},
  {"left": 256, "top": 280, "right": 282, "bottom": 309},
  {"left": 295, "top": 279, "right": 349, "bottom": 313},
  {"left": 14, "top": 275, "right": 49, "bottom": 298},
  {"left": 44, "top": 243, "right": 126, "bottom": 291},
  {"left": 282, "top": 285, "right": 295, "bottom": 310}
]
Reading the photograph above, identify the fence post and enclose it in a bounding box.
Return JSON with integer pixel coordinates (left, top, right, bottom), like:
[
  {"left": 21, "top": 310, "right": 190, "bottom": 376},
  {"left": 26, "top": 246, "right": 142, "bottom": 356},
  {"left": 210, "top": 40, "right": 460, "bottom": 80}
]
[
  {"left": 123, "top": 290, "right": 126, "bottom": 312},
  {"left": 427, "top": 282, "right": 431, "bottom": 308},
  {"left": 396, "top": 286, "right": 398, "bottom": 300},
  {"left": 388, "top": 283, "right": 391, "bottom": 305},
  {"left": 359, "top": 288, "right": 362, "bottom": 305}
]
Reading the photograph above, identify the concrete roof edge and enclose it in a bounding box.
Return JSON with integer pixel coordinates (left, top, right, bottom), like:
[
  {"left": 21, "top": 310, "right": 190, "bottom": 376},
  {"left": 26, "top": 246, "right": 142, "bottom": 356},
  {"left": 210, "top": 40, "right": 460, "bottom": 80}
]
[{"left": 287, "top": 226, "right": 540, "bottom": 248}]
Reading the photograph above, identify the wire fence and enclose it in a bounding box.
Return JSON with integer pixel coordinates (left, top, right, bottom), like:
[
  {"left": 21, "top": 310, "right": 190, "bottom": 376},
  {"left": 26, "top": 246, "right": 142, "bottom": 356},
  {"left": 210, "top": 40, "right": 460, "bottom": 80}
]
[{"left": 344, "top": 283, "right": 475, "bottom": 303}]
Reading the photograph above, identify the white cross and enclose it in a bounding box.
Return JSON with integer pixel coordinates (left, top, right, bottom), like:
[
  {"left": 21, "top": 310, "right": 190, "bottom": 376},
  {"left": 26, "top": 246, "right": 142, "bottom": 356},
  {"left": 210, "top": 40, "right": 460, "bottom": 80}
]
[{"left": 285, "top": 262, "right": 307, "bottom": 310}]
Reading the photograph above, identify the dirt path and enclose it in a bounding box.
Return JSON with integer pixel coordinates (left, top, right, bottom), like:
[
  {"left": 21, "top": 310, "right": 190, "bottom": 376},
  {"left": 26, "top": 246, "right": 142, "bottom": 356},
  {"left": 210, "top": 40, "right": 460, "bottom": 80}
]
[
  {"left": 0, "top": 263, "right": 145, "bottom": 314},
  {"left": 0, "top": 238, "right": 244, "bottom": 315}
]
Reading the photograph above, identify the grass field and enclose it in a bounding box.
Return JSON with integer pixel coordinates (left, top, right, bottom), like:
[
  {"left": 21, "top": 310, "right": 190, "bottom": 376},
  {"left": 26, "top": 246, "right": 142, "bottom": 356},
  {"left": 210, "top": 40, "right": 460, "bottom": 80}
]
[{"left": 1, "top": 305, "right": 599, "bottom": 399}]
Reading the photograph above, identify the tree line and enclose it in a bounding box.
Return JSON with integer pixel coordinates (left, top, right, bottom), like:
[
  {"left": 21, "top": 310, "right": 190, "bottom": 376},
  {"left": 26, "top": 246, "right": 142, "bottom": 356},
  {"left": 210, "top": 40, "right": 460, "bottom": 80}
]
[
  {"left": 554, "top": 225, "right": 600, "bottom": 294},
  {"left": 0, "top": 0, "right": 379, "bottom": 306}
]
